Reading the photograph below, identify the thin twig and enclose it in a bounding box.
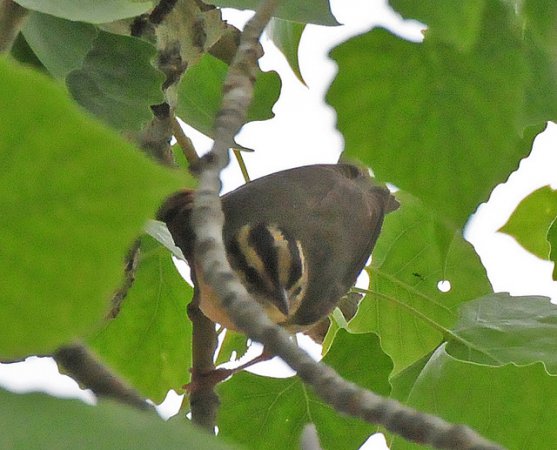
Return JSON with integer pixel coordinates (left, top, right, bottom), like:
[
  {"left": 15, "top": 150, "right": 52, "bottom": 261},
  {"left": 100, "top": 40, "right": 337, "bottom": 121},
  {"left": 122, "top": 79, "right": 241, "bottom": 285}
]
[
  {"left": 172, "top": 117, "right": 201, "bottom": 167},
  {"left": 108, "top": 239, "right": 141, "bottom": 319},
  {"left": 233, "top": 149, "right": 251, "bottom": 182},
  {"left": 54, "top": 343, "right": 153, "bottom": 412},
  {"left": 188, "top": 0, "right": 504, "bottom": 449},
  {"left": 0, "top": 0, "right": 28, "bottom": 53}
]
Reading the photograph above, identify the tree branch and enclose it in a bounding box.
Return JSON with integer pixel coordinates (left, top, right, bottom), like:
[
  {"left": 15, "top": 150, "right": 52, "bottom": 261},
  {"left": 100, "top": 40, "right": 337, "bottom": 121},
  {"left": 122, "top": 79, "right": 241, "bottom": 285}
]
[
  {"left": 188, "top": 0, "right": 504, "bottom": 449},
  {"left": 0, "top": 0, "right": 28, "bottom": 53},
  {"left": 53, "top": 343, "right": 153, "bottom": 412},
  {"left": 186, "top": 293, "right": 219, "bottom": 431}
]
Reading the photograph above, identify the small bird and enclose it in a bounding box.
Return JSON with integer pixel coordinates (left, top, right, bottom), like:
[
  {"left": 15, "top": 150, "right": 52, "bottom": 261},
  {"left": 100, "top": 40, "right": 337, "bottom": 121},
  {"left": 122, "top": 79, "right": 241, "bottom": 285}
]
[{"left": 157, "top": 163, "right": 398, "bottom": 334}]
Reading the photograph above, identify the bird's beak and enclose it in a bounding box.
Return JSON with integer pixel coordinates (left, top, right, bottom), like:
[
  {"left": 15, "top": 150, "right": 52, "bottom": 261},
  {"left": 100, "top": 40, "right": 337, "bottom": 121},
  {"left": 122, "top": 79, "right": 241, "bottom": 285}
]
[{"left": 272, "top": 287, "right": 290, "bottom": 317}]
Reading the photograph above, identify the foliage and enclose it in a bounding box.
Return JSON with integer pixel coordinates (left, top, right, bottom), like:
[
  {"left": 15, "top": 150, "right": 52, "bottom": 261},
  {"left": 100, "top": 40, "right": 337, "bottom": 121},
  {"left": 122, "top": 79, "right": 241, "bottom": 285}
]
[{"left": 1, "top": 1, "right": 557, "bottom": 449}]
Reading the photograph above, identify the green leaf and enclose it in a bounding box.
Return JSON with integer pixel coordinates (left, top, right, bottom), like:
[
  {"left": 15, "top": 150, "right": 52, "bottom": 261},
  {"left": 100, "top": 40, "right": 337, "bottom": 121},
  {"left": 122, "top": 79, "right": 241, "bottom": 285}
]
[
  {"left": 390, "top": 347, "right": 557, "bottom": 450},
  {"left": 22, "top": 12, "right": 98, "bottom": 80},
  {"left": 89, "top": 237, "right": 193, "bottom": 403},
  {"left": 267, "top": 18, "right": 305, "bottom": 84},
  {"left": 9, "top": 33, "right": 46, "bottom": 73},
  {"left": 447, "top": 293, "right": 557, "bottom": 374},
  {"left": 13, "top": 0, "right": 153, "bottom": 23},
  {"left": 0, "top": 389, "right": 235, "bottom": 450},
  {"left": 499, "top": 186, "right": 557, "bottom": 259},
  {"left": 549, "top": 218, "right": 557, "bottom": 281},
  {"left": 328, "top": 2, "right": 529, "bottom": 227},
  {"left": 389, "top": 353, "right": 431, "bottom": 403},
  {"left": 177, "top": 53, "right": 280, "bottom": 137},
  {"left": 206, "top": 0, "right": 338, "bottom": 26},
  {"left": 0, "top": 57, "right": 182, "bottom": 359},
  {"left": 66, "top": 31, "right": 164, "bottom": 131},
  {"left": 350, "top": 192, "right": 492, "bottom": 373},
  {"left": 522, "top": 32, "right": 557, "bottom": 125},
  {"left": 389, "top": 0, "right": 485, "bottom": 51},
  {"left": 522, "top": 0, "right": 557, "bottom": 50},
  {"left": 218, "top": 331, "right": 392, "bottom": 450},
  {"left": 216, "top": 330, "right": 249, "bottom": 365}
]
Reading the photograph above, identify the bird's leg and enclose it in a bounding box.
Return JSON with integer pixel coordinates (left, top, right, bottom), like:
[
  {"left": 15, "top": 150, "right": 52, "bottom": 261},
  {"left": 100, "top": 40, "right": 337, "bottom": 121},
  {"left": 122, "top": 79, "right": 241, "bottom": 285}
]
[{"left": 185, "top": 349, "right": 275, "bottom": 393}]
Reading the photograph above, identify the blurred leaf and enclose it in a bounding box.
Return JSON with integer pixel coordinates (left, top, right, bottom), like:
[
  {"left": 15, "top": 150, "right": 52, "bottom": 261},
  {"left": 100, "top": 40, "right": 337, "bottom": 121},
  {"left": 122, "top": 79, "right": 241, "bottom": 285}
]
[
  {"left": 177, "top": 53, "right": 280, "bottom": 137},
  {"left": 0, "top": 58, "right": 182, "bottom": 359},
  {"left": 328, "top": 2, "right": 530, "bottom": 227},
  {"left": 549, "top": 218, "right": 557, "bottom": 281},
  {"left": 216, "top": 330, "right": 249, "bottom": 365},
  {"left": 89, "top": 237, "right": 193, "bottom": 403},
  {"left": 13, "top": 0, "right": 153, "bottom": 23},
  {"left": 268, "top": 18, "right": 305, "bottom": 84},
  {"left": 22, "top": 12, "right": 97, "bottom": 80},
  {"left": 67, "top": 31, "right": 164, "bottom": 131},
  {"left": 447, "top": 293, "right": 557, "bottom": 374},
  {"left": 0, "top": 389, "right": 234, "bottom": 450},
  {"left": 499, "top": 186, "right": 557, "bottom": 259},
  {"left": 389, "top": 0, "right": 485, "bottom": 51},
  {"left": 350, "top": 192, "right": 492, "bottom": 373},
  {"left": 206, "top": 0, "right": 338, "bottom": 25},
  {"left": 389, "top": 347, "right": 557, "bottom": 450},
  {"left": 218, "top": 331, "right": 392, "bottom": 450}
]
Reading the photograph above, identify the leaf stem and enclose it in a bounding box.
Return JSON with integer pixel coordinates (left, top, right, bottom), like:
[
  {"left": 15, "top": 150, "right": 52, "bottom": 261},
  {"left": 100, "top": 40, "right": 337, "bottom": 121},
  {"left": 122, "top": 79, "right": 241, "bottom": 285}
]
[
  {"left": 171, "top": 117, "right": 200, "bottom": 167},
  {"left": 233, "top": 149, "right": 251, "bottom": 182}
]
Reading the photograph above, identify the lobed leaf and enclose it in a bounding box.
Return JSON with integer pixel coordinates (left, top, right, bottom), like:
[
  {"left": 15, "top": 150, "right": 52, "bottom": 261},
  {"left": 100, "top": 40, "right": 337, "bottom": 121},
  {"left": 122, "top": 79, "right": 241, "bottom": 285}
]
[
  {"left": 267, "top": 18, "right": 305, "bottom": 84},
  {"left": 499, "top": 185, "right": 557, "bottom": 260},
  {"left": 350, "top": 192, "right": 492, "bottom": 373},
  {"left": 206, "top": 0, "right": 338, "bottom": 26},
  {"left": 389, "top": 0, "right": 486, "bottom": 51},
  {"left": 66, "top": 31, "right": 165, "bottom": 131},
  {"left": 88, "top": 237, "right": 193, "bottom": 403},
  {"left": 328, "top": 1, "right": 531, "bottom": 227},
  {"left": 176, "top": 53, "right": 280, "bottom": 138}
]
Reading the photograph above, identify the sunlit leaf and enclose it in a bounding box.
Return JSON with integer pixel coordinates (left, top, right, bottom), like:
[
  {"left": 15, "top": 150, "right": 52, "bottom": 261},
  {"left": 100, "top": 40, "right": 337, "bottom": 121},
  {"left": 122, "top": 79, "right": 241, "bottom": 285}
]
[{"left": 0, "top": 58, "right": 182, "bottom": 359}]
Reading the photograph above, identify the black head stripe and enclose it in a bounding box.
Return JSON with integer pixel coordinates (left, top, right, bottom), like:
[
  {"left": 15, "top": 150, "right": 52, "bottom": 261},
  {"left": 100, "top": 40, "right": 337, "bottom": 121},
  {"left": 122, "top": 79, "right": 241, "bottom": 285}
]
[
  {"left": 248, "top": 223, "right": 281, "bottom": 288},
  {"left": 226, "top": 236, "right": 268, "bottom": 291}
]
